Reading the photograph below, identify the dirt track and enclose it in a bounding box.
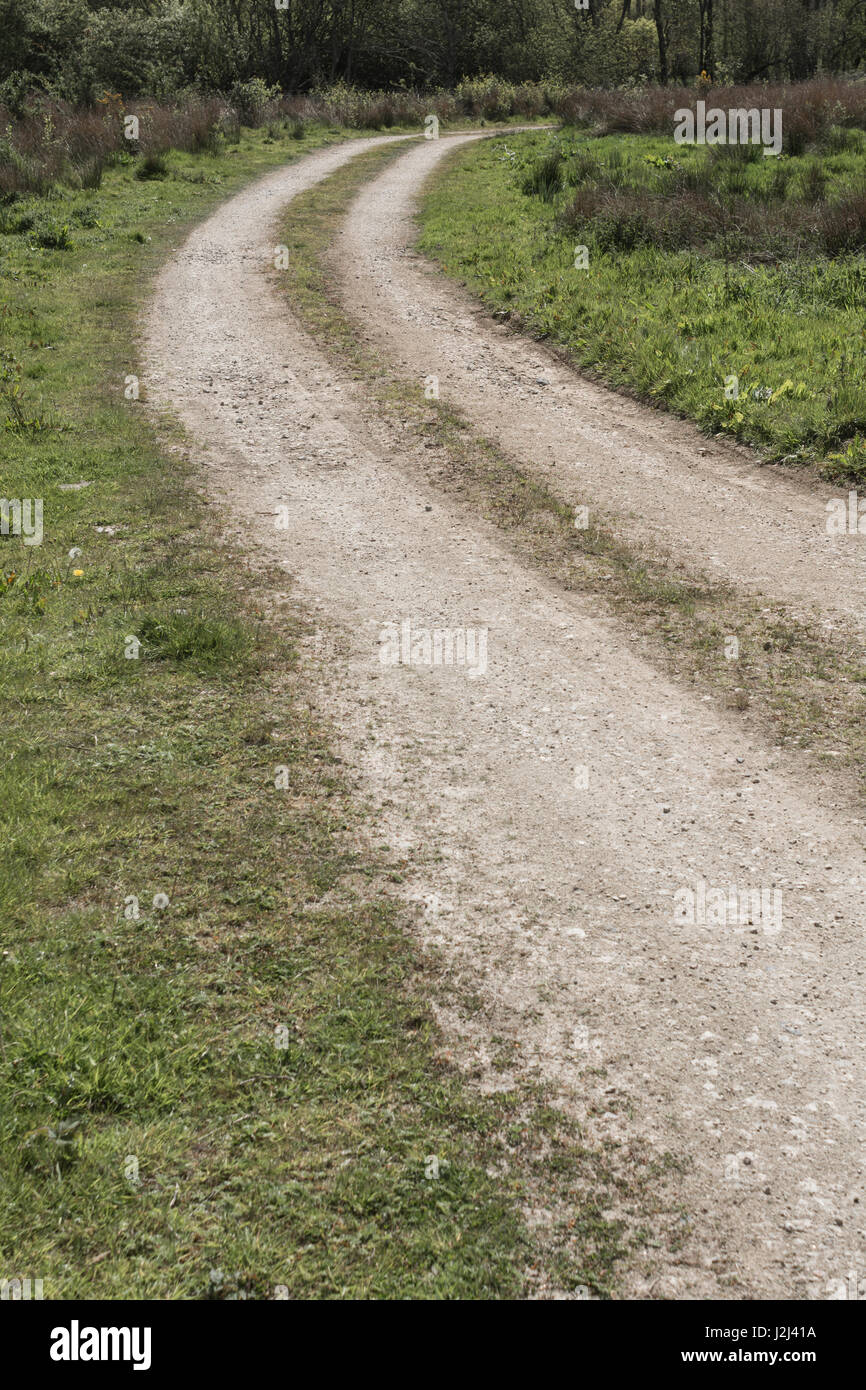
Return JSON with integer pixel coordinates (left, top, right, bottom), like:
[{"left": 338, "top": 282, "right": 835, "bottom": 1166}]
[
  {"left": 144, "top": 133, "right": 866, "bottom": 1299},
  {"left": 334, "top": 132, "right": 866, "bottom": 638}
]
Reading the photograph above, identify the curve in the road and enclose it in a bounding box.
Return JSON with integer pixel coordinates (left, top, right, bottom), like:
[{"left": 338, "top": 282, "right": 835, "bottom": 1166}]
[
  {"left": 334, "top": 132, "right": 866, "bottom": 638},
  {"left": 144, "top": 135, "right": 866, "bottom": 1300}
]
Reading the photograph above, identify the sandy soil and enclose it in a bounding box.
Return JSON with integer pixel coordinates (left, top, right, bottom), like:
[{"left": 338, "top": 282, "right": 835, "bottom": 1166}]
[{"left": 143, "top": 134, "right": 866, "bottom": 1300}]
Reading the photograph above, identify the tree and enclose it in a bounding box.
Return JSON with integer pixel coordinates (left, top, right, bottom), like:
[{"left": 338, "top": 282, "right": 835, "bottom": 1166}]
[{"left": 653, "top": 0, "right": 669, "bottom": 81}]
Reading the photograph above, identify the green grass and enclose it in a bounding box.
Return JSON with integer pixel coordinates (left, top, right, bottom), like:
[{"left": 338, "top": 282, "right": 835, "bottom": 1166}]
[
  {"left": 0, "top": 124, "right": 602, "bottom": 1299},
  {"left": 417, "top": 130, "right": 866, "bottom": 481}
]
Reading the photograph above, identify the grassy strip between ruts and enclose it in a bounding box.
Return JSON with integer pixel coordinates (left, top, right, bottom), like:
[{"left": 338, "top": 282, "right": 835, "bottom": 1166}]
[
  {"left": 276, "top": 138, "right": 866, "bottom": 805},
  {"left": 417, "top": 129, "right": 866, "bottom": 481},
  {"left": 0, "top": 125, "right": 643, "bottom": 1299}
]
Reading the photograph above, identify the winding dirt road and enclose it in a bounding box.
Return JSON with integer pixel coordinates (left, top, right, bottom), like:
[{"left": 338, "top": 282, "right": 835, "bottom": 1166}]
[
  {"left": 144, "top": 134, "right": 866, "bottom": 1299},
  {"left": 335, "top": 133, "right": 866, "bottom": 638}
]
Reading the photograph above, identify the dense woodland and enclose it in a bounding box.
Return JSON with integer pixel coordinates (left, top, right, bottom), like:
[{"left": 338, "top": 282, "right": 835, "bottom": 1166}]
[{"left": 0, "top": 0, "right": 864, "bottom": 107}]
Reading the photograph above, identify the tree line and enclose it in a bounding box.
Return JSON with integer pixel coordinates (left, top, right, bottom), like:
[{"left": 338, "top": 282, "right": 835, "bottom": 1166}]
[{"left": 1, "top": 0, "right": 864, "bottom": 106}]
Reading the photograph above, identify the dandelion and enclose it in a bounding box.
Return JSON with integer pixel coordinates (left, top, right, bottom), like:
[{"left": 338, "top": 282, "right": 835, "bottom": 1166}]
[{"left": 72, "top": 568, "right": 84, "bottom": 578}]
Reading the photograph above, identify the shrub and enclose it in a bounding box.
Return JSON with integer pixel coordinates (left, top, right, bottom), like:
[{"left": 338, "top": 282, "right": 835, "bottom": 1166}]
[
  {"left": 218, "top": 110, "right": 241, "bottom": 145},
  {"left": 591, "top": 201, "right": 654, "bottom": 252},
  {"left": 798, "top": 161, "right": 829, "bottom": 202},
  {"left": 521, "top": 149, "right": 564, "bottom": 201},
  {"left": 70, "top": 202, "right": 100, "bottom": 227},
  {"left": 822, "top": 125, "right": 864, "bottom": 154},
  {"left": 71, "top": 155, "right": 104, "bottom": 190},
  {"left": 767, "top": 162, "right": 792, "bottom": 201},
  {"left": 566, "top": 149, "right": 602, "bottom": 187},
  {"left": 455, "top": 76, "right": 517, "bottom": 122},
  {"left": 819, "top": 187, "right": 866, "bottom": 254},
  {"left": 0, "top": 136, "right": 52, "bottom": 198},
  {"left": 0, "top": 77, "right": 864, "bottom": 201},
  {"left": 562, "top": 184, "right": 806, "bottom": 260},
  {"left": 30, "top": 216, "right": 73, "bottom": 249},
  {"left": 229, "top": 79, "right": 280, "bottom": 128},
  {"left": 657, "top": 158, "right": 715, "bottom": 197},
  {"left": 552, "top": 78, "right": 866, "bottom": 146},
  {"left": 709, "top": 140, "right": 763, "bottom": 164}
]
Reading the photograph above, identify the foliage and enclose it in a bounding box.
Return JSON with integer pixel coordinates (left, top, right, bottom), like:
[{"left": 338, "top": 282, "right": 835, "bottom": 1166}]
[{"left": 0, "top": 0, "right": 863, "bottom": 100}]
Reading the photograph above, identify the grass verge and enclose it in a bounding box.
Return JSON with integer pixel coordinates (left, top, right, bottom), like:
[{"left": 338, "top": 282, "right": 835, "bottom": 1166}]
[{"left": 417, "top": 130, "right": 866, "bottom": 481}]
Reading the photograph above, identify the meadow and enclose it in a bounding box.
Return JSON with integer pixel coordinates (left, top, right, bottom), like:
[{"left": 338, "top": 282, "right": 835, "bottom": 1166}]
[{"left": 418, "top": 106, "right": 866, "bottom": 481}]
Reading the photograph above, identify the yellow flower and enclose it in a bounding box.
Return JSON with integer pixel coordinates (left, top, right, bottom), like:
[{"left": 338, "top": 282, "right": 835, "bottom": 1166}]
[{"left": 72, "top": 568, "right": 84, "bottom": 578}]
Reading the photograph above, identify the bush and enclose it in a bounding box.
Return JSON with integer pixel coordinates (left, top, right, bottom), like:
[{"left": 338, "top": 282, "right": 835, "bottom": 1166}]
[
  {"left": 0, "top": 78, "right": 864, "bottom": 201},
  {"left": 70, "top": 202, "right": 99, "bottom": 227},
  {"left": 554, "top": 78, "right": 866, "bottom": 146},
  {"left": 655, "top": 159, "right": 715, "bottom": 198},
  {"left": 819, "top": 187, "right": 866, "bottom": 254},
  {"left": 228, "top": 79, "right": 280, "bottom": 128},
  {"left": 521, "top": 149, "right": 564, "bottom": 201},
  {"left": 75, "top": 9, "right": 196, "bottom": 103},
  {"left": 0, "top": 142, "right": 50, "bottom": 198},
  {"left": 798, "top": 161, "right": 829, "bottom": 203},
  {"left": 218, "top": 110, "right": 241, "bottom": 146},
  {"left": 767, "top": 162, "right": 792, "bottom": 201},
  {"left": 566, "top": 149, "right": 602, "bottom": 187},
  {"left": 822, "top": 125, "right": 864, "bottom": 154},
  {"left": 71, "top": 155, "right": 104, "bottom": 189},
  {"left": 30, "top": 215, "right": 73, "bottom": 249},
  {"left": 592, "top": 203, "right": 654, "bottom": 252},
  {"left": 562, "top": 184, "right": 803, "bottom": 260},
  {"left": 455, "top": 76, "right": 517, "bottom": 122},
  {"left": 709, "top": 140, "right": 763, "bottom": 164}
]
